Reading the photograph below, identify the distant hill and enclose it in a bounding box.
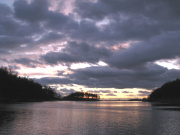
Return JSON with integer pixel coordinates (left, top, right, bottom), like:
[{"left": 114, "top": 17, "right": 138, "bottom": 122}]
[
  {"left": 148, "top": 79, "right": 180, "bottom": 103},
  {"left": 0, "top": 67, "right": 61, "bottom": 102}
]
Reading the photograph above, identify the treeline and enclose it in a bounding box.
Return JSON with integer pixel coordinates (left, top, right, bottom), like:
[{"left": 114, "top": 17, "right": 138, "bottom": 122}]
[
  {"left": 0, "top": 67, "right": 61, "bottom": 102},
  {"left": 63, "top": 92, "right": 100, "bottom": 101},
  {"left": 148, "top": 79, "right": 180, "bottom": 102}
]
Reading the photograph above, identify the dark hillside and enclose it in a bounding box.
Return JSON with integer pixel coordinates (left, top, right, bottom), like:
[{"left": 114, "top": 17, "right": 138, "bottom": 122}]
[
  {"left": 0, "top": 67, "right": 61, "bottom": 102},
  {"left": 148, "top": 79, "right": 180, "bottom": 103}
]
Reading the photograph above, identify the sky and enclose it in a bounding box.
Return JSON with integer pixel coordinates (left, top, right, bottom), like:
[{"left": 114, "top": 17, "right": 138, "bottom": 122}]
[{"left": 1, "top": 0, "right": 180, "bottom": 100}]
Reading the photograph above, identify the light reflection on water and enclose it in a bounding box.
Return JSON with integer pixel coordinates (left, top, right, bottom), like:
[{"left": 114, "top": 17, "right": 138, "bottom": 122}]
[{"left": 0, "top": 101, "right": 180, "bottom": 135}]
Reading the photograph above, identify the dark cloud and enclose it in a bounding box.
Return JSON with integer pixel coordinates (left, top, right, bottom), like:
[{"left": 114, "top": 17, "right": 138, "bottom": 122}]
[
  {"left": 41, "top": 41, "right": 111, "bottom": 65},
  {"left": 121, "top": 91, "right": 132, "bottom": 94},
  {"left": 0, "top": 2, "right": 43, "bottom": 51},
  {"left": 36, "top": 32, "right": 64, "bottom": 45},
  {"left": 45, "top": 11, "right": 73, "bottom": 31},
  {"left": 100, "top": 90, "right": 112, "bottom": 93},
  {"left": 1, "top": 0, "right": 180, "bottom": 51},
  {"left": 0, "top": 0, "right": 76, "bottom": 52},
  {"left": 88, "top": 90, "right": 117, "bottom": 96},
  {"left": 8, "top": 65, "right": 21, "bottom": 70},
  {"left": 0, "top": 36, "right": 32, "bottom": 49},
  {"left": 74, "top": 1, "right": 108, "bottom": 20},
  {"left": 75, "top": 0, "right": 151, "bottom": 20},
  {"left": 0, "top": 49, "right": 10, "bottom": 55},
  {"left": 106, "top": 32, "right": 180, "bottom": 69},
  {"left": 69, "top": 20, "right": 104, "bottom": 42},
  {"left": 1, "top": 0, "right": 179, "bottom": 52},
  {"left": 138, "top": 90, "right": 151, "bottom": 97},
  {"left": 75, "top": 0, "right": 180, "bottom": 21},
  {"left": 105, "top": 93, "right": 117, "bottom": 97},
  {"left": 86, "top": 90, "right": 101, "bottom": 94},
  {"left": 0, "top": 58, "right": 9, "bottom": 63},
  {"left": 87, "top": 90, "right": 117, "bottom": 95},
  {"left": 0, "top": 3, "right": 12, "bottom": 16},
  {"left": 59, "top": 88, "right": 75, "bottom": 96},
  {"left": 14, "top": 0, "right": 77, "bottom": 32},
  {"left": 34, "top": 77, "right": 72, "bottom": 86},
  {"left": 74, "top": 0, "right": 180, "bottom": 42},
  {"left": 60, "top": 88, "right": 75, "bottom": 93},
  {"left": 138, "top": 91, "right": 151, "bottom": 94},
  {"left": 67, "top": 64, "right": 180, "bottom": 89},
  {"left": 13, "top": 58, "right": 42, "bottom": 68},
  {"left": 14, "top": 0, "right": 49, "bottom": 22}
]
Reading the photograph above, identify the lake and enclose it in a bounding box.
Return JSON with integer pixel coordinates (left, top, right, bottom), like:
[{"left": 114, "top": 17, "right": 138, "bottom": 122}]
[{"left": 0, "top": 101, "right": 180, "bottom": 135}]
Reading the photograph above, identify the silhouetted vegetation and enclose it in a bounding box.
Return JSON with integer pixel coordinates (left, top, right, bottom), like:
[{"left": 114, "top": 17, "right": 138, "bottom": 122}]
[
  {"left": 148, "top": 79, "right": 180, "bottom": 104},
  {"left": 0, "top": 67, "right": 61, "bottom": 102},
  {"left": 63, "top": 92, "right": 100, "bottom": 101}
]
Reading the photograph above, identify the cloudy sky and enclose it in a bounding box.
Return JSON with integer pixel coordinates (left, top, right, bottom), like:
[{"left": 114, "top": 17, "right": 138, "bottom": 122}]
[{"left": 1, "top": 0, "right": 180, "bottom": 99}]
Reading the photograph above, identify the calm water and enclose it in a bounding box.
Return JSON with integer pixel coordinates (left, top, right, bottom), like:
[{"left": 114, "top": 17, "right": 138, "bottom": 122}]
[{"left": 0, "top": 101, "right": 180, "bottom": 135}]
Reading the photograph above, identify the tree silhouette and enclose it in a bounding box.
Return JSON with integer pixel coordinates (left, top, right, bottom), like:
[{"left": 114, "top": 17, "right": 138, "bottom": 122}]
[
  {"left": 63, "top": 92, "right": 100, "bottom": 101},
  {"left": 148, "top": 79, "right": 180, "bottom": 102},
  {"left": 0, "top": 67, "right": 61, "bottom": 102}
]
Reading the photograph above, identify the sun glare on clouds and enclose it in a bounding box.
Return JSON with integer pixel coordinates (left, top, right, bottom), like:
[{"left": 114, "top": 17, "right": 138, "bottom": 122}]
[{"left": 156, "top": 59, "right": 179, "bottom": 70}]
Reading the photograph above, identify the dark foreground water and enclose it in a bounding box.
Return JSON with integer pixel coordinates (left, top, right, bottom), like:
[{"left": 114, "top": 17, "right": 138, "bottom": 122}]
[{"left": 0, "top": 101, "right": 180, "bottom": 135}]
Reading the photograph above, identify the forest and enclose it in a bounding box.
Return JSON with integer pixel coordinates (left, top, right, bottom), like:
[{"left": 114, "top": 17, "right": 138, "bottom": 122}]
[
  {"left": 148, "top": 79, "right": 180, "bottom": 103},
  {"left": 0, "top": 67, "right": 61, "bottom": 102}
]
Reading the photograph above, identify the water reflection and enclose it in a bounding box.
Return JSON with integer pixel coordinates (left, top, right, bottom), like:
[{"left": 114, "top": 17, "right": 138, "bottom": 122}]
[{"left": 0, "top": 101, "right": 180, "bottom": 135}]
